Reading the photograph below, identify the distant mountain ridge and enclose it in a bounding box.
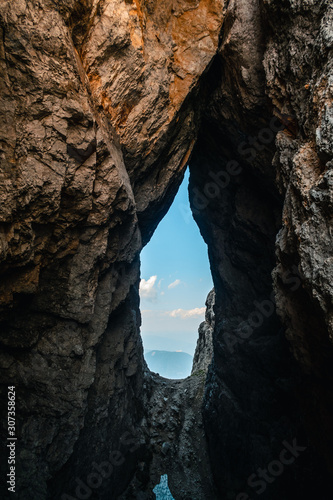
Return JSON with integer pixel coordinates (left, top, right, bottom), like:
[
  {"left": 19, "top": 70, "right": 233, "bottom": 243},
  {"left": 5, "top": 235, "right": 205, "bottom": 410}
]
[{"left": 145, "top": 350, "right": 193, "bottom": 379}]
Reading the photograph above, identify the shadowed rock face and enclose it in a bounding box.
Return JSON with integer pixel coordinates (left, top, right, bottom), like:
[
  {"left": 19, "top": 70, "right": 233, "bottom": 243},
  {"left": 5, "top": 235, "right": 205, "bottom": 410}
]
[
  {"left": 0, "top": 0, "right": 332, "bottom": 499},
  {"left": 264, "top": 0, "right": 333, "bottom": 478},
  {"left": 189, "top": 0, "right": 333, "bottom": 498}
]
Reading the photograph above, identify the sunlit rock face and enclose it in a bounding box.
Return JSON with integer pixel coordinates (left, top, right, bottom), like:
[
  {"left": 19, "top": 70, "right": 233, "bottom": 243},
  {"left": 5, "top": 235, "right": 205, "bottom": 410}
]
[
  {"left": 0, "top": 1, "right": 224, "bottom": 498},
  {"left": 189, "top": 0, "right": 333, "bottom": 498},
  {"left": 0, "top": 0, "right": 332, "bottom": 499},
  {"left": 76, "top": 0, "right": 226, "bottom": 242},
  {"left": 0, "top": 3, "right": 145, "bottom": 498}
]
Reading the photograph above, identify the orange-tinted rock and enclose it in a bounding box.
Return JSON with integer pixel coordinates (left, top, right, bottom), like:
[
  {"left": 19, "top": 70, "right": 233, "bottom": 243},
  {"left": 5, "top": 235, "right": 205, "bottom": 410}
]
[{"left": 80, "top": 0, "right": 225, "bottom": 219}]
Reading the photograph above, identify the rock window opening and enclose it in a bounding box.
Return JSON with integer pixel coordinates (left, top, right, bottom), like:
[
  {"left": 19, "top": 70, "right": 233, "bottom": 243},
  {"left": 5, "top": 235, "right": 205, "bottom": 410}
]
[
  {"left": 139, "top": 168, "right": 213, "bottom": 379},
  {"left": 153, "top": 474, "right": 175, "bottom": 499}
]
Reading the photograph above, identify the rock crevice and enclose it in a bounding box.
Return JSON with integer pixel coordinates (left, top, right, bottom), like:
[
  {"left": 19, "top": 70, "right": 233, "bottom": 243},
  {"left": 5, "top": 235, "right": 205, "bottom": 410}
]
[{"left": 0, "top": 0, "right": 332, "bottom": 499}]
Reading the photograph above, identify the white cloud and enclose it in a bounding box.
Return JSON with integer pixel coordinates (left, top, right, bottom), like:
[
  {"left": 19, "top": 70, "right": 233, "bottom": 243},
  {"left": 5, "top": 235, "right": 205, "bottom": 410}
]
[
  {"left": 139, "top": 276, "right": 158, "bottom": 302},
  {"left": 168, "top": 279, "right": 181, "bottom": 289},
  {"left": 165, "top": 307, "right": 206, "bottom": 319}
]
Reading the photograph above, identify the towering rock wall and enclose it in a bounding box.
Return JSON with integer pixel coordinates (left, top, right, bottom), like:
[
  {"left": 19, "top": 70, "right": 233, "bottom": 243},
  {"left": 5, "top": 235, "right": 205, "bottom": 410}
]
[
  {"left": 0, "top": 2, "right": 145, "bottom": 497},
  {"left": 0, "top": 0, "right": 224, "bottom": 498},
  {"left": 189, "top": 0, "right": 333, "bottom": 498},
  {"left": 264, "top": 0, "right": 333, "bottom": 476}
]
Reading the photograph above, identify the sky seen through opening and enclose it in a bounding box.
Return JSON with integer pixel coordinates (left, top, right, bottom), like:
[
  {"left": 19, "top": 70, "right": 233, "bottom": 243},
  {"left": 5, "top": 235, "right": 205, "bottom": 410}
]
[{"left": 139, "top": 169, "right": 213, "bottom": 357}]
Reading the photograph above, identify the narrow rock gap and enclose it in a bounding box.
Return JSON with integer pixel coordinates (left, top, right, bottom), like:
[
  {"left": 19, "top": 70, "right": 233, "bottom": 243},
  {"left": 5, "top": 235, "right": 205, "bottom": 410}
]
[
  {"left": 116, "top": 168, "right": 219, "bottom": 499},
  {"left": 139, "top": 168, "right": 213, "bottom": 380}
]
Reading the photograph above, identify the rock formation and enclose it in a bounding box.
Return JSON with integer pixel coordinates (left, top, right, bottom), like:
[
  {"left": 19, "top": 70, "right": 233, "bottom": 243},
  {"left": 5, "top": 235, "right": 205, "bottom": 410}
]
[
  {"left": 189, "top": 1, "right": 333, "bottom": 498},
  {"left": 192, "top": 289, "right": 215, "bottom": 374},
  {"left": 119, "top": 370, "right": 217, "bottom": 500},
  {"left": 0, "top": 0, "right": 332, "bottom": 499}
]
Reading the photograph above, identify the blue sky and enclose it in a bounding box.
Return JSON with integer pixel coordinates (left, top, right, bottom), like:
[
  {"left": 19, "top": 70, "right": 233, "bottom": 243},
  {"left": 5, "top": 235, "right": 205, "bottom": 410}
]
[{"left": 139, "top": 169, "right": 213, "bottom": 356}]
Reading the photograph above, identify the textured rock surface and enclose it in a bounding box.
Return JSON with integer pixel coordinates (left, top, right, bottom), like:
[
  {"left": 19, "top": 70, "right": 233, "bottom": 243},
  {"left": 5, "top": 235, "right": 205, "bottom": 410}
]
[
  {"left": 264, "top": 0, "right": 333, "bottom": 477},
  {"left": 78, "top": 0, "right": 226, "bottom": 242},
  {"left": 0, "top": 0, "right": 332, "bottom": 499},
  {"left": 120, "top": 371, "right": 217, "bottom": 500},
  {"left": 0, "top": 2, "right": 148, "bottom": 499},
  {"left": 192, "top": 288, "right": 215, "bottom": 374},
  {"left": 189, "top": 0, "right": 333, "bottom": 498},
  {"left": 0, "top": 0, "right": 224, "bottom": 498}
]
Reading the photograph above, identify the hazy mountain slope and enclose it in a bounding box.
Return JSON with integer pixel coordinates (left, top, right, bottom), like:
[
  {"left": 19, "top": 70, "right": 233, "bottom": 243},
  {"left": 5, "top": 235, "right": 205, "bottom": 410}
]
[{"left": 145, "top": 350, "right": 193, "bottom": 379}]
